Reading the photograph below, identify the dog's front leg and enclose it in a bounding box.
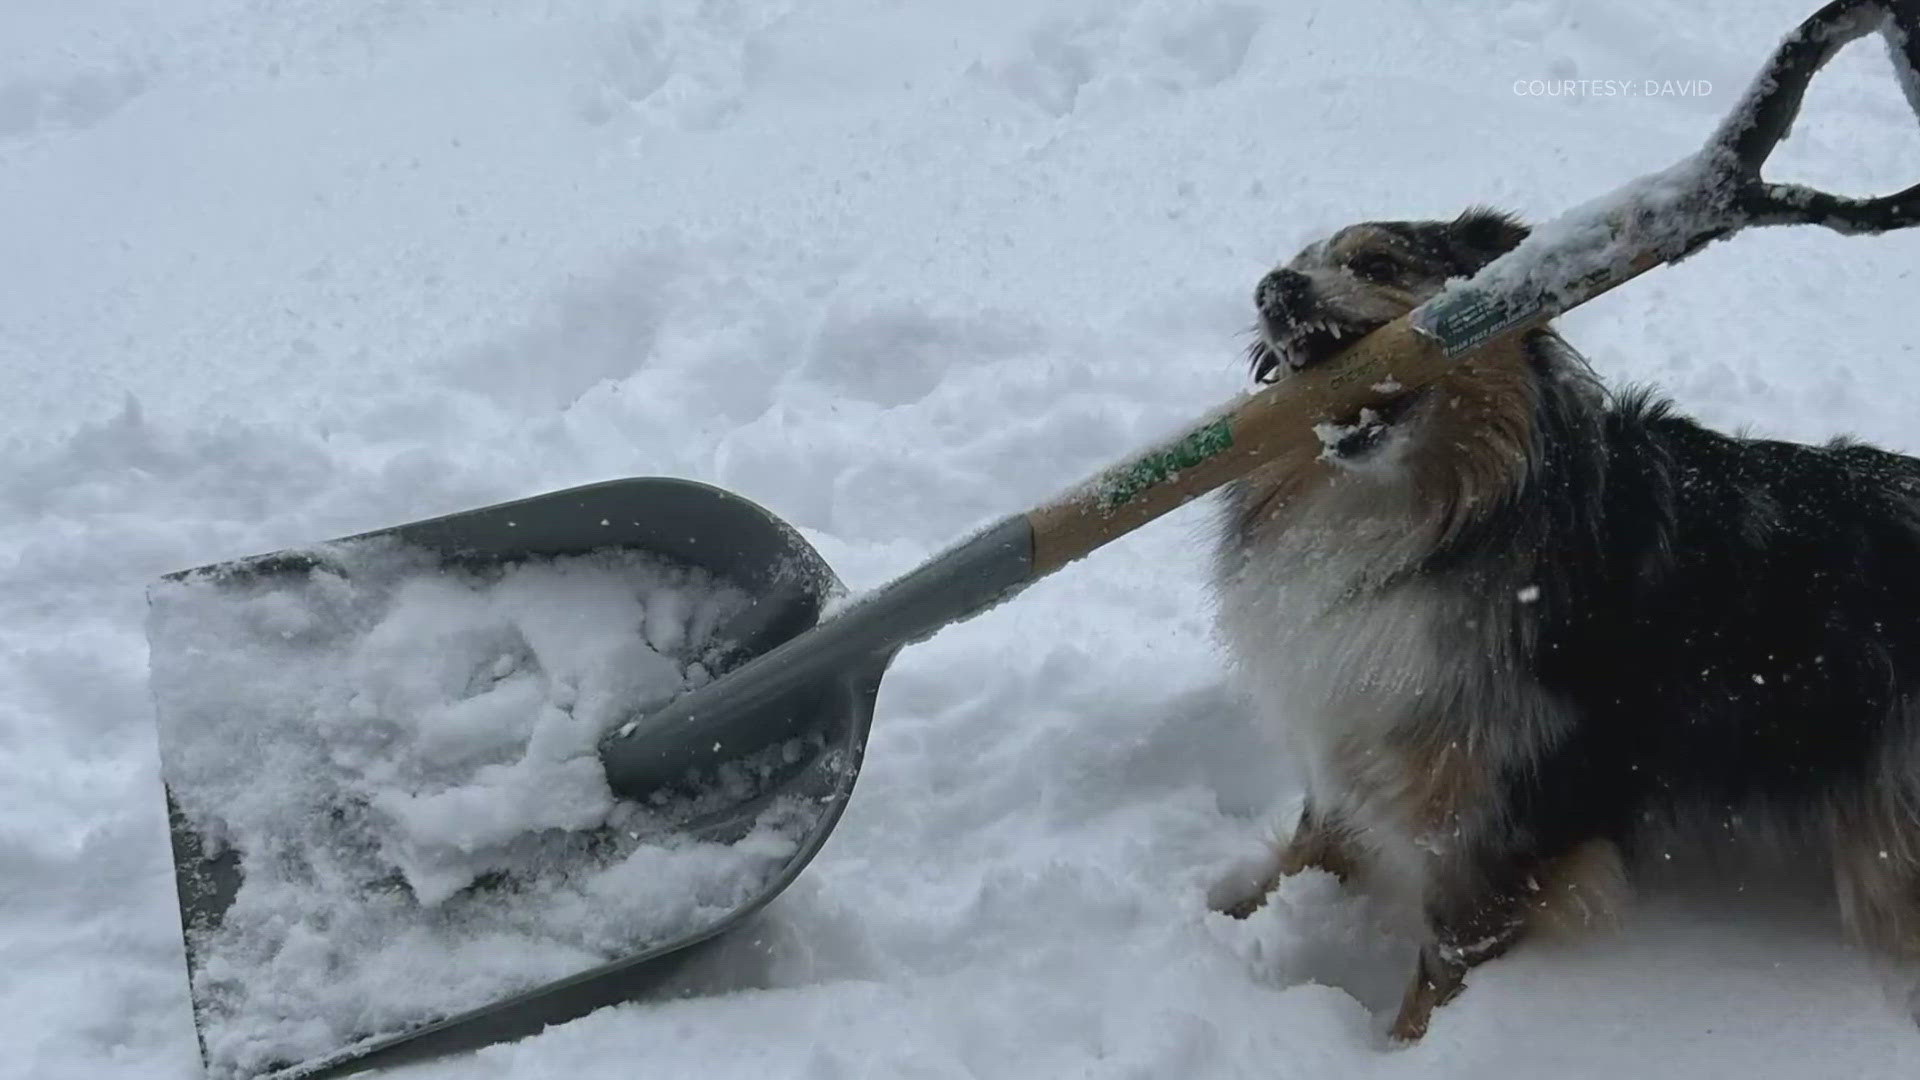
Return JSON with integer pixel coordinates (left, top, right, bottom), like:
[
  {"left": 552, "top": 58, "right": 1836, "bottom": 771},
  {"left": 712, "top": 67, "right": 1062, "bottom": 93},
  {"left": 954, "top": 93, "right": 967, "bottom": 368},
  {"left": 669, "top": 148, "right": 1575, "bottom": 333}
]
[
  {"left": 1389, "top": 854, "right": 1532, "bottom": 1042},
  {"left": 1216, "top": 801, "right": 1364, "bottom": 918}
]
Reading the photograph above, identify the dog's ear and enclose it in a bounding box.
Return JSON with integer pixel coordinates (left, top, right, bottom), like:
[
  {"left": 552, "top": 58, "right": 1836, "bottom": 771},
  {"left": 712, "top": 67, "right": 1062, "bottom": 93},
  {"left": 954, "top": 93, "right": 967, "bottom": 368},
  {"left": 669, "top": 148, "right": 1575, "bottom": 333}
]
[{"left": 1446, "top": 207, "right": 1529, "bottom": 273}]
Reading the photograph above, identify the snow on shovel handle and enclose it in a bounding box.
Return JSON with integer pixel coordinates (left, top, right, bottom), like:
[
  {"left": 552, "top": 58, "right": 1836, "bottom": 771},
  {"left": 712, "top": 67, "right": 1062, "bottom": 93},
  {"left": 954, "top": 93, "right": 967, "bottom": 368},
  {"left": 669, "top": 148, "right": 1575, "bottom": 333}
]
[
  {"left": 1028, "top": 0, "right": 1920, "bottom": 575},
  {"left": 601, "top": 0, "right": 1919, "bottom": 800}
]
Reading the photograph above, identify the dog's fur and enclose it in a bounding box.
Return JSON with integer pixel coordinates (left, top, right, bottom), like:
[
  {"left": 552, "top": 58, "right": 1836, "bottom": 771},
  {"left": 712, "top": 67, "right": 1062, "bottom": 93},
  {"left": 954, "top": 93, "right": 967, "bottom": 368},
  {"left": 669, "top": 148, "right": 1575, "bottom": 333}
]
[{"left": 1212, "top": 208, "right": 1920, "bottom": 1040}]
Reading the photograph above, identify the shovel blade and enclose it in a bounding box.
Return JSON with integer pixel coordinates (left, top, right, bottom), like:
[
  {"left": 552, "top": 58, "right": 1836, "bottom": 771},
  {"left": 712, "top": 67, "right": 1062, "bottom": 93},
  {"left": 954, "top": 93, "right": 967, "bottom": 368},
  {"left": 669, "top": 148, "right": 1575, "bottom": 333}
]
[{"left": 152, "top": 478, "right": 883, "bottom": 1078}]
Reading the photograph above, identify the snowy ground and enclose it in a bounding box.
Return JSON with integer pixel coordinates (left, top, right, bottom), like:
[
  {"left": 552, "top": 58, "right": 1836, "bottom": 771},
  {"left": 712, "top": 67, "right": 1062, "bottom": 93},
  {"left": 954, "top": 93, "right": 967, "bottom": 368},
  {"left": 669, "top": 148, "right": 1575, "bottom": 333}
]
[{"left": 6, "top": 1, "right": 1920, "bottom": 1077}]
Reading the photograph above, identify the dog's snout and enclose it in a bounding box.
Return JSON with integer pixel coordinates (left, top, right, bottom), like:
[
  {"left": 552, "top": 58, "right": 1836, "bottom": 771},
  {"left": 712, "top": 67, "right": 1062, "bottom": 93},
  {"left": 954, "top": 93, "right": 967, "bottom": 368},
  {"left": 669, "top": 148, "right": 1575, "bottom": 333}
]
[{"left": 1256, "top": 269, "right": 1311, "bottom": 321}]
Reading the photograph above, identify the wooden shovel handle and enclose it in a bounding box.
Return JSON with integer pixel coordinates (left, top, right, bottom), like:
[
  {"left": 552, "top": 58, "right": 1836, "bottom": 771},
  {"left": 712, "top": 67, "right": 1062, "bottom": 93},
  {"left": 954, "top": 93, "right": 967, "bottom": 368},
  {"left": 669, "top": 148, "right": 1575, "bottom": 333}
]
[{"left": 1025, "top": 317, "right": 1473, "bottom": 574}]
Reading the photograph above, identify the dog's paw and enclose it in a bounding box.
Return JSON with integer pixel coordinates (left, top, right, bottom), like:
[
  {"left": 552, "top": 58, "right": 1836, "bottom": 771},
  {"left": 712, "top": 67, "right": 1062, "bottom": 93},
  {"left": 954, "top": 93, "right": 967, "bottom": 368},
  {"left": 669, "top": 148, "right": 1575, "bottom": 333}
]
[
  {"left": 1206, "top": 845, "right": 1291, "bottom": 918},
  {"left": 1214, "top": 885, "right": 1276, "bottom": 920}
]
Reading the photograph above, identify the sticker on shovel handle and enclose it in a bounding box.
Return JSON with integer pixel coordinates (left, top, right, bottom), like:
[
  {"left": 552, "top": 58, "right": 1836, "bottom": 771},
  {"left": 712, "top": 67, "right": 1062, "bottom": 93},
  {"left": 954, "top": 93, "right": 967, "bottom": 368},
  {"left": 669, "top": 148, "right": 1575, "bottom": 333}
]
[
  {"left": 1096, "top": 417, "right": 1235, "bottom": 510},
  {"left": 1413, "top": 285, "right": 1538, "bottom": 358}
]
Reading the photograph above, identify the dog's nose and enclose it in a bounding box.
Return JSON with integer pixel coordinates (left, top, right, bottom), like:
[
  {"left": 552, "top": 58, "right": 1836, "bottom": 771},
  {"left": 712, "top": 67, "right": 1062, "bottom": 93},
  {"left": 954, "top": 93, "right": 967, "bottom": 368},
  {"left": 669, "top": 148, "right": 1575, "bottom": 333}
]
[{"left": 1255, "top": 269, "right": 1311, "bottom": 321}]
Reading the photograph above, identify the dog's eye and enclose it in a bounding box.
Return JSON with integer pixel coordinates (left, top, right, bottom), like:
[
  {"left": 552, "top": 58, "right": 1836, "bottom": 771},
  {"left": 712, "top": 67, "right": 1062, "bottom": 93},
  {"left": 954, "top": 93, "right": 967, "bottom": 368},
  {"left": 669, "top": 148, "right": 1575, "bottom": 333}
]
[{"left": 1348, "top": 252, "right": 1401, "bottom": 284}]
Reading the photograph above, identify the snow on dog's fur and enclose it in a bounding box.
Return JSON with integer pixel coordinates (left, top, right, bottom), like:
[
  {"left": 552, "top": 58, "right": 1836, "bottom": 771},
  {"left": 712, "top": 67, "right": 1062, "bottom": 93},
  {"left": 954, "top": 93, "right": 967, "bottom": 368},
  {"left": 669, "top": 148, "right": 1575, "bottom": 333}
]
[{"left": 1213, "top": 209, "right": 1920, "bottom": 1040}]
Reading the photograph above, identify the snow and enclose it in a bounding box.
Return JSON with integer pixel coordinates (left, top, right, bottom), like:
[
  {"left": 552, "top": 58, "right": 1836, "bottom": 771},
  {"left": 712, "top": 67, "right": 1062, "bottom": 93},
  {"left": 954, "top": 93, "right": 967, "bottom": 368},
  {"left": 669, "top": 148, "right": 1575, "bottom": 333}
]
[
  {"left": 149, "top": 542, "right": 815, "bottom": 1078},
  {"left": 1312, "top": 408, "right": 1391, "bottom": 462},
  {"left": 5, "top": 1, "right": 1920, "bottom": 1079}
]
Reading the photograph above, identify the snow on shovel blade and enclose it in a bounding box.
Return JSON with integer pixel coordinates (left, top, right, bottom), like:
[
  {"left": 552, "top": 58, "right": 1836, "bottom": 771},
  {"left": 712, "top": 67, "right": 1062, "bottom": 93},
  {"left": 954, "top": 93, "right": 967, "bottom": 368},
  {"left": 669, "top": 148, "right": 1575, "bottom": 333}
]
[{"left": 149, "top": 478, "right": 884, "bottom": 1079}]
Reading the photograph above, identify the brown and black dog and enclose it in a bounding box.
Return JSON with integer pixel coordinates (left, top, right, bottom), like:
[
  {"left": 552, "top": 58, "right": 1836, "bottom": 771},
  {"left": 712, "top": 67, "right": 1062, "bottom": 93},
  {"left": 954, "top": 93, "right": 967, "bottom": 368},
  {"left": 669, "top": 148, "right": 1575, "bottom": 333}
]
[{"left": 1213, "top": 209, "right": 1920, "bottom": 1039}]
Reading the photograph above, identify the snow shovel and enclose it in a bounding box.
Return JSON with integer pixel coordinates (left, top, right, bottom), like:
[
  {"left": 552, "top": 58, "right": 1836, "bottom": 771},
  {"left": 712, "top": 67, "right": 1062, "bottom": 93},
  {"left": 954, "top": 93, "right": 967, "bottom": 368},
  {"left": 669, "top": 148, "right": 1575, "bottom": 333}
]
[{"left": 155, "top": 0, "right": 1920, "bottom": 1075}]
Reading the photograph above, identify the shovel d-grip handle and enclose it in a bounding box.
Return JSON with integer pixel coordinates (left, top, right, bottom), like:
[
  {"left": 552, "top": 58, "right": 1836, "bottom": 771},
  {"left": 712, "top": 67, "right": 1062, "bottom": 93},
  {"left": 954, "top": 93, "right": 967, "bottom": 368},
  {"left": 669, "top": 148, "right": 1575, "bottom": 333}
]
[
  {"left": 601, "top": 0, "right": 1920, "bottom": 800},
  {"left": 1721, "top": 0, "right": 1920, "bottom": 232}
]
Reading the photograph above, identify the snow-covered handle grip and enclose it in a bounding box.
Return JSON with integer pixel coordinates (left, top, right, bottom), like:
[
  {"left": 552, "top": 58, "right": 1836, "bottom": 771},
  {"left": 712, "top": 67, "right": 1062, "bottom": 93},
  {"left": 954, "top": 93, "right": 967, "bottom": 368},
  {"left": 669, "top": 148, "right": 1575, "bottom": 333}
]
[
  {"left": 1025, "top": 0, "right": 1920, "bottom": 574},
  {"left": 1722, "top": 0, "right": 1920, "bottom": 234}
]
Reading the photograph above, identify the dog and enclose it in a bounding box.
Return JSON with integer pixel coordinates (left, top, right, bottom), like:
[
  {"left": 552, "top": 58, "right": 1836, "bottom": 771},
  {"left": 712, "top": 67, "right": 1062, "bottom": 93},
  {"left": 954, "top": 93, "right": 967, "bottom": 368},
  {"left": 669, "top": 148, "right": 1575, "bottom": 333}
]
[{"left": 1210, "top": 208, "right": 1920, "bottom": 1040}]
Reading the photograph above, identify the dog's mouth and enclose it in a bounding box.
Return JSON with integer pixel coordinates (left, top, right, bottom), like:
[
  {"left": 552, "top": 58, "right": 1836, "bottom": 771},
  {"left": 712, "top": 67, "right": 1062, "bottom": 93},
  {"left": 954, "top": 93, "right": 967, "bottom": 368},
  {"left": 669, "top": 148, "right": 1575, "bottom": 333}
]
[{"left": 1250, "top": 316, "right": 1380, "bottom": 384}]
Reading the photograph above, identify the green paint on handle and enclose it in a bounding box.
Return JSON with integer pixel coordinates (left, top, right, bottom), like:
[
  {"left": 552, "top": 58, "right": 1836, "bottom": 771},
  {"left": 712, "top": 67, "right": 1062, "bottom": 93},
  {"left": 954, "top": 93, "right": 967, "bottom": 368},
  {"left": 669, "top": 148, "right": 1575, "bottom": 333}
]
[{"left": 1097, "top": 417, "right": 1235, "bottom": 510}]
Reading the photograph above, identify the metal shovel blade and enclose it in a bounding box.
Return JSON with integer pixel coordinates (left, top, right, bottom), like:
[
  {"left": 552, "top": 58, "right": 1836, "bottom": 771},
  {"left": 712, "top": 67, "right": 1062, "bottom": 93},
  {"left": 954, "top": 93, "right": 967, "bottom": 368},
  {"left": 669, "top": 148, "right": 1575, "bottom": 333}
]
[{"left": 152, "top": 478, "right": 887, "bottom": 1079}]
